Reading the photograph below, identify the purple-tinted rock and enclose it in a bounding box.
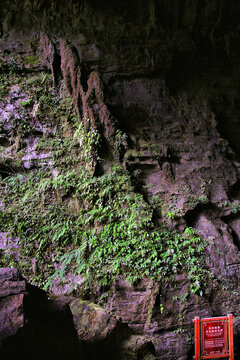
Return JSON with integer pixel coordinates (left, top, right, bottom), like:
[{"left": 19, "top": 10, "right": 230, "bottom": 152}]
[{"left": 0, "top": 294, "right": 24, "bottom": 343}]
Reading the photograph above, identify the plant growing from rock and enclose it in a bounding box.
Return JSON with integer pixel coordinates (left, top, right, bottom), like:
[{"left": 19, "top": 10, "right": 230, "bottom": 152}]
[{"left": 0, "top": 63, "right": 210, "bottom": 301}]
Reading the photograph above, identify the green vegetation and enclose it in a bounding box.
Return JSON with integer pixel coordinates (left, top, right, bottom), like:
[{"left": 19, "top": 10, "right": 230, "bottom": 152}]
[
  {"left": 0, "top": 63, "right": 210, "bottom": 299},
  {"left": 114, "top": 129, "right": 128, "bottom": 153},
  {"left": 23, "top": 54, "right": 41, "bottom": 66},
  {"left": 1, "top": 162, "right": 208, "bottom": 295},
  {"left": 19, "top": 99, "right": 33, "bottom": 107},
  {"left": 231, "top": 201, "right": 240, "bottom": 214},
  {"left": 0, "top": 73, "right": 8, "bottom": 96},
  {"left": 0, "top": 249, "right": 16, "bottom": 268},
  {"left": 0, "top": 124, "right": 209, "bottom": 297}
]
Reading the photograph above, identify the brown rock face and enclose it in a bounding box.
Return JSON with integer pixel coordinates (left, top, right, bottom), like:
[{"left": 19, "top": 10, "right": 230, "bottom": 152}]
[
  {"left": 0, "top": 268, "right": 87, "bottom": 360},
  {"left": 70, "top": 299, "right": 119, "bottom": 341},
  {"left": 39, "top": 33, "right": 60, "bottom": 86},
  {"left": 0, "top": 269, "right": 156, "bottom": 359},
  {"left": 69, "top": 299, "right": 156, "bottom": 360},
  {"left": 0, "top": 269, "right": 25, "bottom": 343},
  {"left": 60, "top": 40, "right": 114, "bottom": 139},
  {"left": 0, "top": 294, "right": 24, "bottom": 342},
  {"left": 60, "top": 40, "right": 82, "bottom": 114},
  {"left": 1, "top": 1, "right": 240, "bottom": 359}
]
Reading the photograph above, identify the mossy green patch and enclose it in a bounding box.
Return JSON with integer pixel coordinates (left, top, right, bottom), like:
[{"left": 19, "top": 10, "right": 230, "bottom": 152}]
[{"left": 23, "top": 54, "right": 41, "bottom": 66}]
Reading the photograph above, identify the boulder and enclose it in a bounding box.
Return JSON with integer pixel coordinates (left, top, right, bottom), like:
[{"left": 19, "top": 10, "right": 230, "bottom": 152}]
[
  {"left": 70, "top": 299, "right": 119, "bottom": 341},
  {"left": 0, "top": 268, "right": 87, "bottom": 359},
  {"left": 120, "top": 335, "right": 156, "bottom": 360},
  {"left": 0, "top": 268, "right": 26, "bottom": 344},
  {"left": 69, "top": 299, "right": 157, "bottom": 360}
]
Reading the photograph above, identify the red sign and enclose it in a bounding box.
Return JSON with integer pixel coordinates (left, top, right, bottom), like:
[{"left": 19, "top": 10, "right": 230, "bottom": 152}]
[
  {"left": 193, "top": 314, "right": 234, "bottom": 360},
  {"left": 201, "top": 320, "right": 228, "bottom": 356}
]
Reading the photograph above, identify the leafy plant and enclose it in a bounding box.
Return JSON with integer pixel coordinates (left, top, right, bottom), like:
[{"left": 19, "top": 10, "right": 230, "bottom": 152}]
[
  {"left": 166, "top": 210, "right": 175, "bottom": 220},
  {"left": 0, "top": 68, "right": 210, "bottom": 298},
  {"left": 231, "top": 202, "right": 240, "bottom": 214},
  {"left": 1, "top": 158, "right": 209, "bottom": 295},
  {"left": 19, "top": 99, "right": 33, "bottom": 107},
  {"left": 114, "top": 130, "right": 128, "bottom": 152}
]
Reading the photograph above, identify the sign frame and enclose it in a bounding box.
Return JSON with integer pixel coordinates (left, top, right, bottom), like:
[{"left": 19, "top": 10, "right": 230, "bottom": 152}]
[{"left": 193, "top": 314, "right": 234, "bottom": 360}]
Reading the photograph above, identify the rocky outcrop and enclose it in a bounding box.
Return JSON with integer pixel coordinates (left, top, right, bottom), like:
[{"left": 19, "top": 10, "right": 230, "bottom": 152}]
[
  {"left": 39, "top": 33, "right": 60, "bottom": 87},
  {"left": 70, "top": 299, "right": 120, "bottom": 341},
  {"left": 70, "top": 299, "right": 156, "bottom": 360},
  {"left": 0, "top": 268, "right": 156, "bottom": 360},
  {"left": 0, "top": 268, "right": 25, "bottom": 343},
  {"left": 1, "top": 1, "right": 240, "bottom": 359},
  {"left": 0, "top": 268, "right": 87, "bottom": 360},
  {"left": 60, "top": 40, "right": 114, "bottom": 140},
  {"left": 60, "top": 40, "right": 82, "bottom": 114}
]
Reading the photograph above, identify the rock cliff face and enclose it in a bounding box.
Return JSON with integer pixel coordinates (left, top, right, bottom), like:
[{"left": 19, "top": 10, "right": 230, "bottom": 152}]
[
  {"left": 0, "top": 268, "right": 87, "bottom": 360},
  {"left": 0, "top": 267, "right": 156, "bottom": 360},
  {"left": 1, "top": 1, "right": 240, "bottom": 359}
]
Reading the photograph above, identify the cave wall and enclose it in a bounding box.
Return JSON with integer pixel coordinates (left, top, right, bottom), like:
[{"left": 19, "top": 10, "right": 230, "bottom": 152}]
[{"left": 1, "top": 1, "right": 240, "bottom": 360}]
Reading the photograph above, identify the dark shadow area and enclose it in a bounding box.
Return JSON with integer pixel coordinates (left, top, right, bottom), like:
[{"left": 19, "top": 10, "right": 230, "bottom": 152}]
[
  {"left": 0, "top": 163, "right": 15, "bottom": 178},
  {"left": 83, "top": 323, "right": 132, "bottom": 360},
  {"left": 166, "top": 37, "right": 230, "bottom": 93},
  {"left": 0, "top": 281, "right": 154, "bottom": 360},
  {"left": 99, "top": 136, "right": 114, "bottom": 161},
  {"left": 0, "top": 284, "right": 85, "bottom": 360},
  {"left": 187, "top": 344, "right": 194, "bottom": 360},
  {"left": 229, "top": 180, "right": 240, "bottom": 200},
  {"left": 0, "top": 137, "right": 10, "bottom": 147},
  {"left": 221, "top": 213, "right": 240, "bottom": 251},
  {"left": 229, "top": 226, "right": 240, "bottom": 251},
  {"left": 80, "top": 64, "right": 89, "bottom": 93},
  {"left": 109, "top": 104, "right": 150, "bottom": 135},
  {"left": 184, "top": 203, "right": 219, "bottom": 227},
  {"left": 211, "top": 95, "right": 240, "bottom": 158},
  {"left": 52, "top": 51, "right": 62, "bottom": 86}
]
